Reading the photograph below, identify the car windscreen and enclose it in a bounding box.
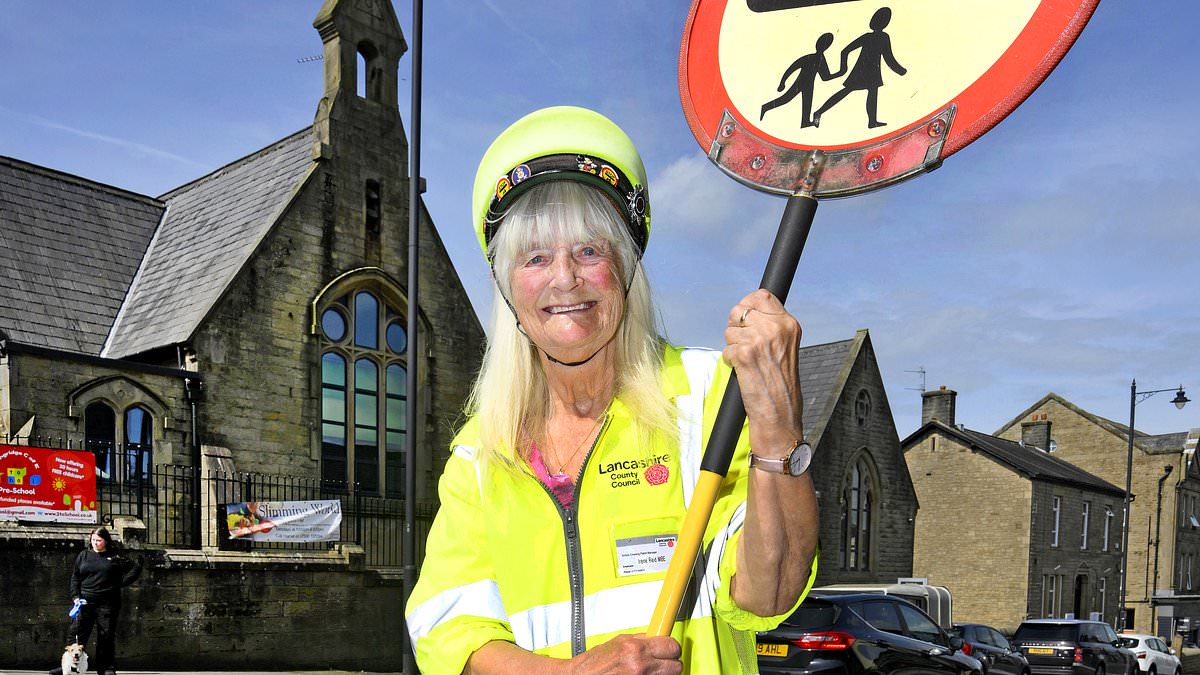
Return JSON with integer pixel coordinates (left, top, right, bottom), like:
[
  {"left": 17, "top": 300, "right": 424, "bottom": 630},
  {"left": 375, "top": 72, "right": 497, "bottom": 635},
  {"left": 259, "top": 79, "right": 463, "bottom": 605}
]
[
  {"left": 782, "top": 602, "right": 838, "bottom": 630},
  {"left": 1115, "top": 637, "right": 1138, "bottom": 649},
  {"left": 1014, "top": 624, "right": 1078, "bottom": 641}
]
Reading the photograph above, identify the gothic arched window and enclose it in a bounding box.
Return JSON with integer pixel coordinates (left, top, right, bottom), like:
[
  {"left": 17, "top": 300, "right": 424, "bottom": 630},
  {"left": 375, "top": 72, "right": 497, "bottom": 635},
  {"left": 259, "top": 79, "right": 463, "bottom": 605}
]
[
  {"left": 841, "top": 452, "right": 879, "bottom": 571},
  {"left": 318, "top": 287, "right": 408, "bottom": 497}
]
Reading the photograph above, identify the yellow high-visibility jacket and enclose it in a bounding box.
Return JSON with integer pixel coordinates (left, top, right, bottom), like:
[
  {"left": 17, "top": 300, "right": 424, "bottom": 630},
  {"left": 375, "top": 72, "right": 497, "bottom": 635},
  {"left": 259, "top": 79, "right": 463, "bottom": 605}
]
[{"left": 405, "top": 345, "right": 817, "bottom": 674}]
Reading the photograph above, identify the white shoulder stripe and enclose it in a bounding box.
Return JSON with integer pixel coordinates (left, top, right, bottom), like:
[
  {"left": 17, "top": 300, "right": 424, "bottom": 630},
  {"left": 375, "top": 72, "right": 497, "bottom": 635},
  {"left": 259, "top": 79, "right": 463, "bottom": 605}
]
[
  {"left": 677, "top": 348, "right": 721, "bottom": 508},
  {"left": 452, "top": 444, "right": 477, "bottom": 460},
  {"left": 406, "top": 578, "right": 509, "bottom": 644}
]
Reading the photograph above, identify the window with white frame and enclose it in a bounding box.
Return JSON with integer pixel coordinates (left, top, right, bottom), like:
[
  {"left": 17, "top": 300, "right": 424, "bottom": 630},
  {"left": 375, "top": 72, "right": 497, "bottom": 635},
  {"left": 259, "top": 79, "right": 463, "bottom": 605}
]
[
  {"left": 1043, "top": 574, "right": 1057, "bottom": 617},
  {"left": 1081, "top": 501, "right": 1090, "bottom": 550},
  {"left": 1098, "top": 577, "right": 1106, "bottom": 619},
  {"left": 1052, "top": 496, "right": 1062, "bottom": 547},
  {"left": 1103, "top": 506, "right": 1113, "bottom": 551}
]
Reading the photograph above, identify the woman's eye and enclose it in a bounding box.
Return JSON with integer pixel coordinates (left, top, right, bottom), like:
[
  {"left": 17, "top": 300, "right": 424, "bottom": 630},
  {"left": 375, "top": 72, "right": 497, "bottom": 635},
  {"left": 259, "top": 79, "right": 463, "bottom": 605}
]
[
  {"left": 526, "top": 254, "right": 546, "bottom": 265},
  {"left": 580, "top": 246, "right": 597, "bottom": 256}
]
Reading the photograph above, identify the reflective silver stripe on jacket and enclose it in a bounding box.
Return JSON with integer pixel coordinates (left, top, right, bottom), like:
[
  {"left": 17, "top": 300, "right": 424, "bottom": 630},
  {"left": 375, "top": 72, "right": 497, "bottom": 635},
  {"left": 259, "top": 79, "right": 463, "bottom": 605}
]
[
  {"left": 677, "top": 347, "right": 721, "bottom": 508},
  {"left": 406, "top": 577, "right": 509, "bottom": 643}
]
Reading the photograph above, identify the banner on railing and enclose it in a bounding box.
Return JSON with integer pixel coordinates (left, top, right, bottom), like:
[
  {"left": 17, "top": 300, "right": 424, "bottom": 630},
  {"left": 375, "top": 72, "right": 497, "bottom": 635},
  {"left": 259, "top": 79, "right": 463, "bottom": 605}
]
[
  {"left": 0, "top": 444, "right": 97, "bottom": 524},
  {"left": 226, "top": 499, "right": 342, "bottom": 542}
]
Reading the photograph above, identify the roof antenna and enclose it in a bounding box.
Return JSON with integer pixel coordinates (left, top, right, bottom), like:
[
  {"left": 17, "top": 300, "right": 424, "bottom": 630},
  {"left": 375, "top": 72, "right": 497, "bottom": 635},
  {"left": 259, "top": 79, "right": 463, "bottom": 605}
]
[{"left": 905, "top": 367, "right": 926, "bottom": 393}]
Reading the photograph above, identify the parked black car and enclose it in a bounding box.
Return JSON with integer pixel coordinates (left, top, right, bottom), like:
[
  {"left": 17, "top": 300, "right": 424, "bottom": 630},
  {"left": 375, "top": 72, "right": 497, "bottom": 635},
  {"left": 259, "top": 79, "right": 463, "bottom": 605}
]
[
  {"left": 951, "top": 623, "right": 1031, "bottom": 675},
  {"left": 1012, "top": 619, "right": 1136, "bottom": 675},
  {"left": 757, "top": 592, "right": 983, "bottom": 675}
]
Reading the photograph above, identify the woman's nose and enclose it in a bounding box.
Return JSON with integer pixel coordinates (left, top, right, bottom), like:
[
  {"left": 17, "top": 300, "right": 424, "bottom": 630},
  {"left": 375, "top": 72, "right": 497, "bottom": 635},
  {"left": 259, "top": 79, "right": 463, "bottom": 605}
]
[{"left": 549, "top": 254, "right": 580, "bottom": 288}]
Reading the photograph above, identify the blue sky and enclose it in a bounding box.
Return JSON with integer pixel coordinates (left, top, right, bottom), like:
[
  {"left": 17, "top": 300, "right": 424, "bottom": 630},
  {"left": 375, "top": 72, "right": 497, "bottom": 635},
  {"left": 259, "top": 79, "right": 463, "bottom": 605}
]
[{"left": 2, "top": 2, "right": 1197, "bottom": 439}]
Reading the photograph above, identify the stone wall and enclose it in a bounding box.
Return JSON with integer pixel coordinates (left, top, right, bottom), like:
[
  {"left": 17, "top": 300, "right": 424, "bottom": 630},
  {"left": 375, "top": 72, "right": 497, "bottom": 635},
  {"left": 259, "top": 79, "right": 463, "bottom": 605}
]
[
  {"left": 0, "top": 351, "right": 192, "bottom": 465},
  {"left": 0, "top": 526, "right": 404, "bottom": 670},
  {"left": 1027, "top": 481, "right": 1123, "bottom": 625},
  {"left": 906, "top": 432, "right": 1032, "bottom": 632}
]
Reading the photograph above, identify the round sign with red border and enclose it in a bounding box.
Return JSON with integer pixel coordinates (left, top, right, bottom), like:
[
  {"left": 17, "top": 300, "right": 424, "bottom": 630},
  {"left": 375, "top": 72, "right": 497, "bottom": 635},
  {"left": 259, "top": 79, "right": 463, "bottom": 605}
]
[{"left": 680, "top": 0, "right": 1100, "bottom": 197}]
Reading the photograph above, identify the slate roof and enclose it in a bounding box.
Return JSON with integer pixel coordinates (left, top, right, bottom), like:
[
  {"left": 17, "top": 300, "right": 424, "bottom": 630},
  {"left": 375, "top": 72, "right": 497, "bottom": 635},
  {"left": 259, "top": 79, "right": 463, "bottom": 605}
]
[
  {"left": 0, "top": 157, "right": 164, "bottom": 354},
  {"left": 905, "top": 421, "right": 1125, "bottom": 496},
  {"left": 798, "top": 335, "right": 857, "bottom": 445},
  {"left": 998, "top": 393, "right": 1190, "bottom": 455},
  {"left": 104, "top": 128, "right": 316, "bottom": 358}
]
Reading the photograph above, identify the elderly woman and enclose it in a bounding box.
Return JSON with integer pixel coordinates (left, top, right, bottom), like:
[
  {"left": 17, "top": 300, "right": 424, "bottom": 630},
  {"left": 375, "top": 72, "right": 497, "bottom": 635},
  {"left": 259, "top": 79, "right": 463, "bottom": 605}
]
[{"left": 406, "top": 106, "right": 819, "bottom": 674}]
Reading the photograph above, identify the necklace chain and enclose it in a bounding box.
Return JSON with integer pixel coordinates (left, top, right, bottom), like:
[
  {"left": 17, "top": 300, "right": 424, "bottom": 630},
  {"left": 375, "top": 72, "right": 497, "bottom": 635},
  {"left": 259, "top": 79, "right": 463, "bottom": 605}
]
[{"left": 549, "top": 412, "right": 607, "bottom": 476}]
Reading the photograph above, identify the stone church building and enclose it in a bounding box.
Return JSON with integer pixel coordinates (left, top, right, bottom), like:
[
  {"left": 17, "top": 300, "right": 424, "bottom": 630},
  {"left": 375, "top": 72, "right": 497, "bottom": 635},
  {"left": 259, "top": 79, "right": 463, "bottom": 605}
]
[
  {"left": 800, "top": 330, "right": 917, "bottom": 585},
  {"left": 1, "top": 0, "right": 484, "bottom": 668}
]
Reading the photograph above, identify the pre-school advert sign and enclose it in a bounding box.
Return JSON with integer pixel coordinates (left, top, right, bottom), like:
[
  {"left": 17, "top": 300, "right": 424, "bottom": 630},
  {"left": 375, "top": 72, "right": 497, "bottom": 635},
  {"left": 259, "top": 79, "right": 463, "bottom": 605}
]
[{"left": 0, "top": 445, "right": 97, "bottom": 524}]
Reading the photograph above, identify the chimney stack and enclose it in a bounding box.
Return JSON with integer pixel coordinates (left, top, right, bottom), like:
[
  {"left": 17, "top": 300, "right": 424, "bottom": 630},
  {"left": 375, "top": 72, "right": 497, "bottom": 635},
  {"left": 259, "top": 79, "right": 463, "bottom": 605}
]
[
  {"left": 921, "top": 386, "right": 957, "bottom": 426},
  {"left": 1022, "top": 414, "right": 1053, "bottom": 452}
]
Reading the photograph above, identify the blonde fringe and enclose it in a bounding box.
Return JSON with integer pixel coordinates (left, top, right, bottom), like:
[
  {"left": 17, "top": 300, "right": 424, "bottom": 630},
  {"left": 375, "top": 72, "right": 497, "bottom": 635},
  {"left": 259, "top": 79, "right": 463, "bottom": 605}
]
[{"left": 465, "top": 182, "right": 678, "bottom": 473}]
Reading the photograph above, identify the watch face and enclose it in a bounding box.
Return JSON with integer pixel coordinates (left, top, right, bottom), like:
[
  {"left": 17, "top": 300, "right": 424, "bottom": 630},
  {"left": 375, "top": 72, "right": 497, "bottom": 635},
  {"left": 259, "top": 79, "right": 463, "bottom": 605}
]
[{"left": 788, "top": 442, "right": 813, "bottom": 475}]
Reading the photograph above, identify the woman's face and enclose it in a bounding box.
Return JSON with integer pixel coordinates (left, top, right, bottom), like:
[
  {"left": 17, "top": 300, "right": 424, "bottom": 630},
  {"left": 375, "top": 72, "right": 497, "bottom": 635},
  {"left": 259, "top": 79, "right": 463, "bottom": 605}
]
[
  {"left": 90, "top": 533, "right": 107, "bottom": 552},
  {"left": 509, "top": 238, "right": 625, "bottom": 364}
]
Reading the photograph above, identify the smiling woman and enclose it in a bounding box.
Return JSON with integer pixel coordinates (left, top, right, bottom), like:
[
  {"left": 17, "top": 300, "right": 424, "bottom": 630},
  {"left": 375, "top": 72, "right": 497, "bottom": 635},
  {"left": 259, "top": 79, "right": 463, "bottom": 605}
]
[{"left": 405, "top": 106, "right": 820, "bottom": 675}]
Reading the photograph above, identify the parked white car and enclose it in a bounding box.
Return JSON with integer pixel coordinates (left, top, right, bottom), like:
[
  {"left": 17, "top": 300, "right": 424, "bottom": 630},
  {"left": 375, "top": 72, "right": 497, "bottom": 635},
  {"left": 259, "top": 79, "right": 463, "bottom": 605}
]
[{"left": 1115, "top": 633, "right": 1181, "bottom": 675}]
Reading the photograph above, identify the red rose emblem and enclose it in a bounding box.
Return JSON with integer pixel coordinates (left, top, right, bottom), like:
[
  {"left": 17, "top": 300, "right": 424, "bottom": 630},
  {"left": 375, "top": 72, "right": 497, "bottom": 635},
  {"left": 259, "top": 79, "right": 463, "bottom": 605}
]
[{"left": 644, "top": 463, "right": 669, "bottom": 486}]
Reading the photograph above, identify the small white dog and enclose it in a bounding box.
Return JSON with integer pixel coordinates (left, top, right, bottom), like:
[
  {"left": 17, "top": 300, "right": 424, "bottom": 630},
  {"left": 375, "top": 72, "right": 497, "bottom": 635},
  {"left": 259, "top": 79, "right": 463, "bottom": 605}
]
[{"left": 61, "top": 643, "right": 88, "bottom": 675}]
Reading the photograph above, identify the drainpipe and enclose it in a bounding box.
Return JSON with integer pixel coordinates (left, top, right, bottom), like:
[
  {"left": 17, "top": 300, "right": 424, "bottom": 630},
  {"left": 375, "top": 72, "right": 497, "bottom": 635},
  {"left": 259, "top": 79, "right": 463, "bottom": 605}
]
[
  {"left": 184, "top": 377, "right": 205, "bottom": 548},
  {"left": 1152, "top": 464, "right": 1175, "bottom": 635}
]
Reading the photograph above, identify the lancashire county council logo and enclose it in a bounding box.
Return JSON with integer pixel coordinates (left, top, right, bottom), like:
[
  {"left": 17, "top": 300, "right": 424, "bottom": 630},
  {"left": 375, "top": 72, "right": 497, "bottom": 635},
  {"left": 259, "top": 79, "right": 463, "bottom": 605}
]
[{"left": 644, "top": 463, "right": 669, "bottom": 486}]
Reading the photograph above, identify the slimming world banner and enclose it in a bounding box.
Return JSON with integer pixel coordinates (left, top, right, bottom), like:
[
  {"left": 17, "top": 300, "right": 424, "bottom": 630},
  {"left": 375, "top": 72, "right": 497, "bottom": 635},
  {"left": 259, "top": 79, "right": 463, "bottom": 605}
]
[{"left": 226, "top": 499, "right": 342, "bottom": 542}]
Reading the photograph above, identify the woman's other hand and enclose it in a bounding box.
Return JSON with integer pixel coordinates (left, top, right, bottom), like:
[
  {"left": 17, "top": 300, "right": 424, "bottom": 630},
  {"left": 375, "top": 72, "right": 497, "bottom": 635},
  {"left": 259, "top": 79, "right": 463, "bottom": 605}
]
[{"left": 569, "top": 634, "right": 682, "bottom": 674}]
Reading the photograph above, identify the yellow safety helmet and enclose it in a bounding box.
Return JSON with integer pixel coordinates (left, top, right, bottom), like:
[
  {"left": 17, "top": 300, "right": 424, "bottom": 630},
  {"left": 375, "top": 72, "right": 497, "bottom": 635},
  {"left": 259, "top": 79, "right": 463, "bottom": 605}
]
[{"left": 472, "top": 106, "right": 650, "bottom": 262}]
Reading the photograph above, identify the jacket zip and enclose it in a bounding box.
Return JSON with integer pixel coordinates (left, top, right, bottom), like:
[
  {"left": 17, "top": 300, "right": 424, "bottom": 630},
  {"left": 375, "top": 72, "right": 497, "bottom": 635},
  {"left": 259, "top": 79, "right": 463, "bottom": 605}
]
[{"left": 534, "top": 415, "right": 612, "bottom": 657}]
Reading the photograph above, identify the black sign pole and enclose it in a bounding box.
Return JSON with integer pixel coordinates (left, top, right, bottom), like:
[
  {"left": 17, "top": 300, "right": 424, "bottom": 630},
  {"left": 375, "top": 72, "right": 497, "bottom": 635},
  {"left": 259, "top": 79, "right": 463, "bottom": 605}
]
[{"left": 649, "top": 192, "right": 816, "bottom": 636}]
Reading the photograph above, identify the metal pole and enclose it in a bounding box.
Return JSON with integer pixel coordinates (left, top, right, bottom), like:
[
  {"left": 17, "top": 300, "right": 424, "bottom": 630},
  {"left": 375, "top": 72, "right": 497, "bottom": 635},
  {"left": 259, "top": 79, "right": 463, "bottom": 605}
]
[
  {"left": 1119, "top": 379, "right": 1135, "bottom": 630},
  {"left": 403, "top": 0, "right": 423, "bottom": 672}
]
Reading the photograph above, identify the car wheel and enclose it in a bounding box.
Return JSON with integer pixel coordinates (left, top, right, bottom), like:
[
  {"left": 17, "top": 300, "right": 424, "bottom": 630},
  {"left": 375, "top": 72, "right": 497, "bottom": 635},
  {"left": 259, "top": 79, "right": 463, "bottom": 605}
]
[{"left": 1149, "top": 666, "right": 1157, "bottom": 675}]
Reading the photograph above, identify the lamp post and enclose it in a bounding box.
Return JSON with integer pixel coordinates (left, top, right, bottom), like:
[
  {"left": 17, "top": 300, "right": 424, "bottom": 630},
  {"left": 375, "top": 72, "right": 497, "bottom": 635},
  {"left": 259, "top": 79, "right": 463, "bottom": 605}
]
[{"left": 1118, "top": 381, "right": 1189, "bottom": 631}]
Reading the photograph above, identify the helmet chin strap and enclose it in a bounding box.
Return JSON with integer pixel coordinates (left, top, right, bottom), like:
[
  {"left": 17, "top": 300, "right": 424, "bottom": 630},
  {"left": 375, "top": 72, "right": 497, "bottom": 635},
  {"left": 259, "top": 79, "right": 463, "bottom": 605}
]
[{"left": 544, "top": 347, "right": 603, "bottom": 368}]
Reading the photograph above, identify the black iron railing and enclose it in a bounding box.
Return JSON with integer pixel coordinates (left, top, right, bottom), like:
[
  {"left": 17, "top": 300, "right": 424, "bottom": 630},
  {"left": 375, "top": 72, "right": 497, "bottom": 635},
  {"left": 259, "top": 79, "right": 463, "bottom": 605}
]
[{"left": 3, "top": 436, "right": 435, "bottom": 567}]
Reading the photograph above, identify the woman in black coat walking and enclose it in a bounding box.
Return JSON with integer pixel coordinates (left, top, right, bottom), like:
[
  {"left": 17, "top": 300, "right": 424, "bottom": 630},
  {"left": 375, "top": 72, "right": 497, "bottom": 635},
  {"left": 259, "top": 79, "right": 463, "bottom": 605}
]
[{"left": 57, "top": 526, "right": 141, "bottom": 675}]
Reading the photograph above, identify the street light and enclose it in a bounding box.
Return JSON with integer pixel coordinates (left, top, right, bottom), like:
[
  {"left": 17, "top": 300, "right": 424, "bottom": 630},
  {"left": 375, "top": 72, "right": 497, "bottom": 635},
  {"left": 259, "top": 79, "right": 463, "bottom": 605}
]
[{"left": 1118, "top": 381, "right": 1189, "bottom": 631}]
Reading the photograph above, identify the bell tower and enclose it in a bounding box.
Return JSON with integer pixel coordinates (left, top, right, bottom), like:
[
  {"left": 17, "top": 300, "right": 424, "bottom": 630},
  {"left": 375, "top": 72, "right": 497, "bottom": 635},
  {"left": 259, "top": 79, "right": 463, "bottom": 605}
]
[{"left": 311, "top": 0, "right": 408, "bottom": 161}]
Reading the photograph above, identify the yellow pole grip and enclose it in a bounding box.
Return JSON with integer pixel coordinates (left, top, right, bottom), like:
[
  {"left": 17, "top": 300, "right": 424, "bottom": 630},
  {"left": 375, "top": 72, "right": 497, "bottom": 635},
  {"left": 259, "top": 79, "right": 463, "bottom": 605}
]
[{"left": 647, "top": 470, "right": 725, "bottom": 636}]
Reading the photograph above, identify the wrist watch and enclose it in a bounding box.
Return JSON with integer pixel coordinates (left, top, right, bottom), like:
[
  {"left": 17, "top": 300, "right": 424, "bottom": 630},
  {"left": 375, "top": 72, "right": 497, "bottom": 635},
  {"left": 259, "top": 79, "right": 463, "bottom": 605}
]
[{"left": 749, "top": 440, "right": 812, "bottom": 476}]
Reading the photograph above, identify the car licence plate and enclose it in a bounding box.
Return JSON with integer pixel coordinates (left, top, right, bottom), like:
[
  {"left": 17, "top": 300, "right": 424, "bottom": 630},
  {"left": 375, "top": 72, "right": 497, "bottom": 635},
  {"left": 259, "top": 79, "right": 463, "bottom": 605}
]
[
  {"left": 757, "top": 643, "right": 789, "bottom": 657},
  {"left": 1027, "top": 648, "right": 1055, "bottom": 655}
]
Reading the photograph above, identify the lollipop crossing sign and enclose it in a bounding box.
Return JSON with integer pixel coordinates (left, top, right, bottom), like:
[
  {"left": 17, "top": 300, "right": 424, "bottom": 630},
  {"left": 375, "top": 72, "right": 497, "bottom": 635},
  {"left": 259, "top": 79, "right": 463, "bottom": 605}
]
[
  {"left": 680, "top": 0, "right": 1101, "bottom": 196},
  {"left": 650, "top": 0, "right": 1101, "bottom": 638}
]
